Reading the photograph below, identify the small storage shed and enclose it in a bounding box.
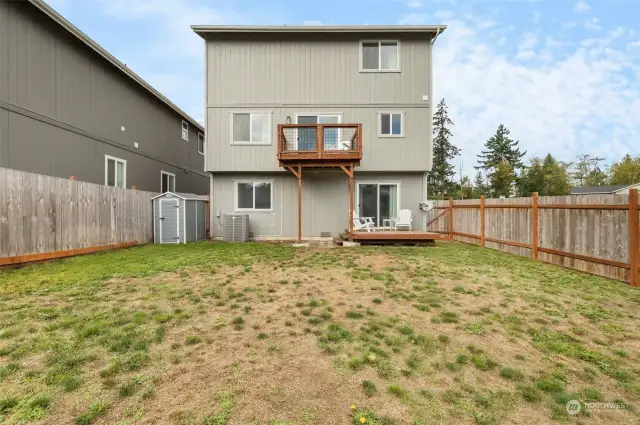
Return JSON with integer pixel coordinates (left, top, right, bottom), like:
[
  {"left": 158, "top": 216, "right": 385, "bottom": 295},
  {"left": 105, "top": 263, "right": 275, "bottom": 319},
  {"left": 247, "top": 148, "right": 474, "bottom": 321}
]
[{"left": 152, "top": 192, "right": 207, "bottom": 244}]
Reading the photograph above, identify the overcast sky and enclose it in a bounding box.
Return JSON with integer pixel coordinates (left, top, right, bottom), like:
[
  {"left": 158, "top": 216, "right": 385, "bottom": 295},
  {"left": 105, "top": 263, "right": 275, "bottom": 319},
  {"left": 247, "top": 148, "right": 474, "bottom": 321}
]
[{"left": 48, "top": 0, "right": 640, "bottom": 177}]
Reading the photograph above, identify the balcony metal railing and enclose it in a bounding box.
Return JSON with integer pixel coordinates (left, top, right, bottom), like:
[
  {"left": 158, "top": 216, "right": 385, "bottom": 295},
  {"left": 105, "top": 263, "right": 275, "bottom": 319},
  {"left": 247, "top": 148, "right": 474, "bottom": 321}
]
[{"left": 277, "top": 124, "right": 363, "bottom": 163}]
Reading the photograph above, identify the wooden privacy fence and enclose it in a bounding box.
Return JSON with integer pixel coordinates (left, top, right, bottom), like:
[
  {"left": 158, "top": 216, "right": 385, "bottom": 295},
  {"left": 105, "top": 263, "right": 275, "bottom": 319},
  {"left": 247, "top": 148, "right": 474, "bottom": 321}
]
[
  {"left": 0, "top": 167, "right": 158, "bottom": 265},
  {"left": 425, "top": 190, "right": 640, "bottom": 286}
]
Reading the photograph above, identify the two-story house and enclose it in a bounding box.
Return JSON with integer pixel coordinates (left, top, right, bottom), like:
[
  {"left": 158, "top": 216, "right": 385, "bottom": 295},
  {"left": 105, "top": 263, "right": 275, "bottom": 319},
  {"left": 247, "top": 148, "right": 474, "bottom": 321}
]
[
  {"left": 192, "top": 25, "right": 446, "bottom": 240},
  {"left": 1, "top": 0, "right": 208, "bottom": 194}
]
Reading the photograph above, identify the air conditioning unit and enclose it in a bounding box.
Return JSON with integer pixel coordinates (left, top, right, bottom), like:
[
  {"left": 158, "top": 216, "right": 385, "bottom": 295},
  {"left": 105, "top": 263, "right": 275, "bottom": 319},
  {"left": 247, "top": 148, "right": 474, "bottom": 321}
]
[{"left": 223, "top": 214, "right": 249, "bottom": 242}]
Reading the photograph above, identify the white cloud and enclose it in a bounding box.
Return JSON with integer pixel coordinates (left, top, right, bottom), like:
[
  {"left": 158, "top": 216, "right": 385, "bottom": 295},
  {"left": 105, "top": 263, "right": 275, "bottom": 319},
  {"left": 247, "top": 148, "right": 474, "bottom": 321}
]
[
  {"left": 407, "top": 0, "right": 423, "bottom": 8},
  {"left": 573, "top": 1, "right": 590, "bottom": 13},
  {"left": 429, "top": 17, "right": 640, "bottom": 176},
  {"left": 584, "top": 17, "right": 601, "bottom": 31}
]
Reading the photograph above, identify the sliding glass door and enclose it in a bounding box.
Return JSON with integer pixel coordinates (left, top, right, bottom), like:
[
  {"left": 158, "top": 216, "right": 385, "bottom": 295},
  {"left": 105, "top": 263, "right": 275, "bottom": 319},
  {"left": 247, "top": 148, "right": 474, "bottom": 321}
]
[
  {"left": 357, "top": 183, "right": 399, "bottom": 227},
  {"left": 296, "top": 114, "right": 341, "bottom": 151}
]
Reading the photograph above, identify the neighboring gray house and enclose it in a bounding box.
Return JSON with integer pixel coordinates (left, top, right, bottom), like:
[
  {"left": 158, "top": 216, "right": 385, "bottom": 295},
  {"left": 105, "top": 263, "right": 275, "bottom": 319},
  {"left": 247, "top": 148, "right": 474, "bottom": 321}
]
[
  {"left": 192, "top": 25, "right": 446, "bottom": 240},
  {"left": 0, "top": 0, "right": 208, "bottom": 194},
  {"left": 571, "top": 183, "right": 640, "bottom": 195}
]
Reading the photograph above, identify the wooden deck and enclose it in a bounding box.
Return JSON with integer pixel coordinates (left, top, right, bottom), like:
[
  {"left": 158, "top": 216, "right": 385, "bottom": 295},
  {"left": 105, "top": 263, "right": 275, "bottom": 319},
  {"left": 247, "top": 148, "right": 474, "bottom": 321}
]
[{"left": 351, "top": 231, "right": 449, "bottom": 244}]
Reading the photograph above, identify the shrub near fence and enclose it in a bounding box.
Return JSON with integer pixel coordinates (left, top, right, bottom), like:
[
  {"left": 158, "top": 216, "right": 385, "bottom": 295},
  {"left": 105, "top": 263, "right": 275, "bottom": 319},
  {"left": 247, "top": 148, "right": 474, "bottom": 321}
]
[
  {"left": 425, "top": 190, "right": 640, "bottom": 286},
  {"left": 0, "top": 167, "right": 158, "bottom": 265}
]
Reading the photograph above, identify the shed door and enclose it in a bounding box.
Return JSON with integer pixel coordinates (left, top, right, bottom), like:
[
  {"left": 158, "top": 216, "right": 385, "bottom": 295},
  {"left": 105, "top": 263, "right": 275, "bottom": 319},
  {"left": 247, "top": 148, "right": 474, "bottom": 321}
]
[{"left": 159, "top": 199, "right": 180, "bottom": 243}]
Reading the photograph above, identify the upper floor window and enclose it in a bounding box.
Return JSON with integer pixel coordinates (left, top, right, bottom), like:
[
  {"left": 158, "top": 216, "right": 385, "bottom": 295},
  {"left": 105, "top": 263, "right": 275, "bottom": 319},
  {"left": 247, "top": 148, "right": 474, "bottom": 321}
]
[
  {"left": 232, "top": 112, "right": 271, "bottom": 145},
  {"left": 161, "top": 171, "right": 176, "bottom": 192},
  {"left": 378, "top": 112, "right": 404, "bottom": 137},
  {"left": 105, "top": 155, "right": 126, "bottom": 188},
  {"left": 182, "top": 120, "right": 189, "bottom": 141},
  {"left": 361, "top": 41, "right": 400, "bottom": 72},
  {"left": 197, "top": 133, "right": 205, "bottom": 155}
]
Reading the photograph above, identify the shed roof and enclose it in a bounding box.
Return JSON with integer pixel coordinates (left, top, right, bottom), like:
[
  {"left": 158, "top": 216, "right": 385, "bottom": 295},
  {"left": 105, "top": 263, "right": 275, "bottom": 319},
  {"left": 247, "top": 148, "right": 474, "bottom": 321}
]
[
  {"left": 152, "top": 192, "right": 209, "bottom": 201},
  {"left": 26, "top": 0, "right": 203, "bottom": 131}
]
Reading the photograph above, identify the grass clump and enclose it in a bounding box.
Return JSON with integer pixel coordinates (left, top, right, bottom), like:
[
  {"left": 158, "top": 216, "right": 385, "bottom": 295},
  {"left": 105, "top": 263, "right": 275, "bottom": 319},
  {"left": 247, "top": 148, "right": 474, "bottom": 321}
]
[
  {"left": 362, "top": 380, "right": 378, "bottom": 397},
  {"left": 346, "top": 310, "right": 365, "bottom": 319},
  {"left": 471, "top": 354, "right": 498, "bottom": 371},
  {"left": 499, "top": 367, "right": 524, "bottom": 381},
  {"left": 75, "top": 401, "right": 109, "bottom": 425}
]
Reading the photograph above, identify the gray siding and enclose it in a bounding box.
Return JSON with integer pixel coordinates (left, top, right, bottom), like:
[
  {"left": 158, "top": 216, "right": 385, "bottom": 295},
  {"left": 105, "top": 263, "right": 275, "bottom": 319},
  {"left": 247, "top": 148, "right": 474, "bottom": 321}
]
[
  {"left": 0, "top": 1, "right": 207, "bottom": 193},
  {"left": 211, "top": 172, "right": 427, "bottom": 239},
  {"left": 204, "top": 35, "right": 433, "bottom": 173}
]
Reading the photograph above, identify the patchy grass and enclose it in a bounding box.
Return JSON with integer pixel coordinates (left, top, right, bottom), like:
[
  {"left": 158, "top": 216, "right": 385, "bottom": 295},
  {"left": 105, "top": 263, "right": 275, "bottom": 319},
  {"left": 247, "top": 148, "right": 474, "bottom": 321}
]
[{"left": 0, "top": 241, "right": 639, "bottom": 424}]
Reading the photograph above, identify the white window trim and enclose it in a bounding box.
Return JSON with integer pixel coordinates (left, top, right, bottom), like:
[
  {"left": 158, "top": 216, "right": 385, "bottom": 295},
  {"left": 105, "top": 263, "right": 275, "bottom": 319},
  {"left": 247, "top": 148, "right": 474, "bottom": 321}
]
[
  {"left": 234, "top": 180, "right": 274, "bottom": 212},
  {"left": 161, "top": 171, "right": 176, "bottom": 192},
  {"left": 104, "top": 155, "right": 127, "bottom": 188},
  {"left": 197, "top": 132, "right": 205, "bottom": 155},
  {"left": 359, "top": 40, "right": 401, "bottom": 73},
  {"left": 230, "top": 111, "right": 273, "bottom": 146},
  {"left": 181, "top": 120, "right": 189, "bottom": 142},
  {"left": 378, "top": 111, "right": 405, "bottom": 138}
]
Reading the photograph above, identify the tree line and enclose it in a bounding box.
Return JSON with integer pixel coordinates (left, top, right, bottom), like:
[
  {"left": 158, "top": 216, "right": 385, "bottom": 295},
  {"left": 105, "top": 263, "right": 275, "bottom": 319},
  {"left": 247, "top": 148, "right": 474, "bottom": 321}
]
[{"left": 429, "top": 98, "right": 640, "bottom": 199}]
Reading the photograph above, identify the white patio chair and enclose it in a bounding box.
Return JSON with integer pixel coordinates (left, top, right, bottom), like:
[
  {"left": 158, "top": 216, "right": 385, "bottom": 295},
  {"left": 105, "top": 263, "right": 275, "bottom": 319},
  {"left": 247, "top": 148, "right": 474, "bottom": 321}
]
[
  {"left": 353, "top": 212, "right": 375, "bottom": 232},
  {"left": 394, "top": 209, "right": 413, "bottom": 231}
]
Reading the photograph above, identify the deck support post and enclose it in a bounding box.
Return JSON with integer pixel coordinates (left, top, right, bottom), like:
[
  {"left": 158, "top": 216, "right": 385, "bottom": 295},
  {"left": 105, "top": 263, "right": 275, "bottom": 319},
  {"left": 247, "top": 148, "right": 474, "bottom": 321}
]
[
  {"left": 286, "top": 165, "right": 303, "bottom": 243},
  {"left": 340, "top": 164, "right": 355, "bottom": 241},
  {"left": 297, "top": 164, "right": 302, "bottom": 243},
  {"left": 629, "top": 189, "right": 639, "bottom": 287},
  {"left": 531, "top": 192, "right": 539, "bottom": 260}
]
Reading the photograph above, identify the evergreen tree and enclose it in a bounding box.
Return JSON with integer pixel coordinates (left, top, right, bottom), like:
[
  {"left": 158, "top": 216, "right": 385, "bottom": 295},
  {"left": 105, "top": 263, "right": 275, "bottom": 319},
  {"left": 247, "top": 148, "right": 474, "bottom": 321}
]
[
  {"left": 609, "top": 154, "right": 640, "bottom": 185},
  {"left": 476, "top": 125, "right": 526, "bottom": 171},
  {"left": 517, "top": 154, "right": 571, "bottom": 196},
  {"left": 473, "top": 171, "right": 490, "bottom": 198},
  {"left": 429, "top": 99, "right": 461, "bottom": 198},
  {"left": 490, "top": 161, "right": 515, "bottom": 197},
  {"left": 476, "top": 125, "right": 526, "bottom": 197}
]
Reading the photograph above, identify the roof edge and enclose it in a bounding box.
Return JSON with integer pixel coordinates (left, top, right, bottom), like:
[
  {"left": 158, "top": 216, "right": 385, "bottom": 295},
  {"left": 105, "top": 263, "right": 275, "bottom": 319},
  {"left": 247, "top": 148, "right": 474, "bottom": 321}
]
[
  {"left": 192, "top": 25, "right": 447, "bottom": 38},
  {"left": 27, "top": 0, "right": 203, "bottom": 131}
]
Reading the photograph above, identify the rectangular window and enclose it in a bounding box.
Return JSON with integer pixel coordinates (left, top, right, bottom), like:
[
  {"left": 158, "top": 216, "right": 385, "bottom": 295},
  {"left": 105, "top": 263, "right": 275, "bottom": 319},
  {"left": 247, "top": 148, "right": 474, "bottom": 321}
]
[
  {"left": 235, "top": 181, "right": 272, "bottom": 211},
  {"left": 161, "top": 171, "right": 176, "bottom": 192},
  {"left": 379, "top": 112, "right": 404, "bottom": 137},
  {"left": 361, "top": 41, "right": 399, "bottom": 71},
  {"left": 197, "top": 133, "right": 205, "bottom": 155},
  {"left": 232, "top": 113, "right": 271, "bottom": 144},
  {"left": 182, "top": 120, "right": 189, "bottom": 141},
  {"left": 105, "top": 155, "right": 126, "bottom": 188}
]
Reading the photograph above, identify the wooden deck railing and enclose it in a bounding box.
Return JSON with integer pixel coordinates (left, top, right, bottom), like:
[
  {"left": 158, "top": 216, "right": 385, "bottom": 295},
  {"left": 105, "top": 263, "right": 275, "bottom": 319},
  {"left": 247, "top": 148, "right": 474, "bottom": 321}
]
[{"left": 277, "top": 124, "right": 363, "bottom": 163}]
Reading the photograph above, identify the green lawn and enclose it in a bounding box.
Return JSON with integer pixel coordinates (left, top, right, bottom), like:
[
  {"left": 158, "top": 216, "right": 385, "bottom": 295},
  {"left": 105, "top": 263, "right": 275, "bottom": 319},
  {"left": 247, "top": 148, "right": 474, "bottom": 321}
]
[{"left": 0, "top": 242, "right": 638, "bottom": 424}]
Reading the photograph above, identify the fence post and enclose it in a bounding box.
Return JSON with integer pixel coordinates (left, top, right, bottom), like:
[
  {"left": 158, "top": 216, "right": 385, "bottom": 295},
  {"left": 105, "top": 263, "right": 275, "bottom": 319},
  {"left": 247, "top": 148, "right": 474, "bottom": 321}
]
[
  {"left": 531, "top": 192, "right": 539, "bottom": 261},
  {"left": 449, "top": 197, "right": 454, "bottom": 241},
  {"left": 480, "top": 195, "right": 485, "bottom": 247},
  {"left": 629, "top": 189, "right": 639, "bottom": 287}
]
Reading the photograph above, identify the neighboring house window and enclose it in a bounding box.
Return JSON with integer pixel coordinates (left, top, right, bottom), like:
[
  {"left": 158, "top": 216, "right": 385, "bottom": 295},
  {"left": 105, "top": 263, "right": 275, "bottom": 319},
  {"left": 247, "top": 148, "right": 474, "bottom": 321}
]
[
  {"left": 197, "top": 133, "right": 205, "bottom": 155},
  {"left": 161, "top": 171, "right": 176, "bottom": 192},
  {"left": 181, "top": 120, "right": 189, "bottom": 141},
  {"left": 361, "top": 41, "right": 399, "bottom": 71},
  {"left": 235, "top": 181, "right": 272, "bottom": 211},
  {"left": 105, "top": 155, "right": 126, "bottom": 188},
  {"left": 232, "top": 113, "right": 271, "bottom": 144},
  {"left": 378, "top": 112, "right": 404, "bottom": 137}
]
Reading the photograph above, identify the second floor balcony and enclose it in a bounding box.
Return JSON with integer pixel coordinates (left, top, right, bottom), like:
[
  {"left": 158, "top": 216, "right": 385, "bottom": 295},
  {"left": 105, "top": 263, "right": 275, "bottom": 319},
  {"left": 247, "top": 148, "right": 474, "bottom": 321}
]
[{"left": 277, "top": 123, "right": 363, "bottom": 166}]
